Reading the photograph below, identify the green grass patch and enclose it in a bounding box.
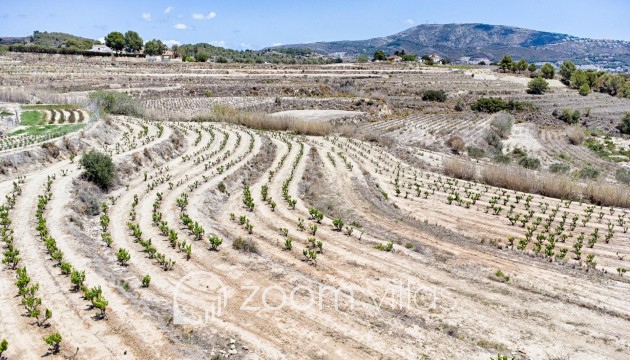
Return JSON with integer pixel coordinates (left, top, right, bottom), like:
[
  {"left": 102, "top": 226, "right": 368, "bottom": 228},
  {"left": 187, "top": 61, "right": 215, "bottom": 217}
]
[
  {"left": 22, "top": 104, "right": 79, "bottom": 111},
  {"left": 10, "top": 124, "right": 85, "bottom": 137},
  {"left": 20, "top": 111, "right": 46, "bottom": 126}
]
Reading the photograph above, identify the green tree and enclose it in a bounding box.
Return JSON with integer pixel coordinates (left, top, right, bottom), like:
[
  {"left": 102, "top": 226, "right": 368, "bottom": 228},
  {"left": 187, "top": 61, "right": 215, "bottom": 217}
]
[
  {"left": 144, "top": 39, "right": 167, "bottom": 56},
  {"left": 124, "top": 31, "right": 143, "bottom": 53},
  {"left": 570, "top": 70, "right": 589, "bottom": 89},
  {"left": 195, "top": 52, "right": 209, "bottom": 62},
  {"left": 527, "top": 77, "right": 549, "bottom": 95},
  {"left": 498, "top": 55, "right": 513, "bottom": 72},
  {"left": 356, "top": 54, "right": 369, "bottom": 63},
  {"left": 373, "top": 50, "right": 387, "bottom": 61},
  {"left": 104, "top": 31, "right": 125, "bottom": 52},
  {"left": 559, "top": 60, "right": 576, "bottom": 81},
  {"left": 401, "top": 54, "right": 417, "bottom": 62},
  {"left": 171, "top": 44, "right": 180, "bottom": 58},
  {"left": 540, "top": 63, "right": 555, "bottom": 79},
  {"left": 579, "top": 83, "right": 591, "bottom": 96},
  {"left": 516, "top": 59, "right": 528, "bottom": 72},
  {"left": 527, "top": 63, "right": 537, "bottom": 72},
  {"left": 80, "top": 150, "right": 116, "bottom": 190}
]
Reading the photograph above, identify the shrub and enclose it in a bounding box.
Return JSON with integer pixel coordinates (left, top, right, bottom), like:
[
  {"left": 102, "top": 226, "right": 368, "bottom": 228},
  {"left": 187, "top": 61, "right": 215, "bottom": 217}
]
[
  {"left": 232, "top": 237, "right": 258, "bottom": 254},
  {"left": 518, "top": 156, "right": 540, "bottom": 170},
  {"left": 557, "top": 108, "right": 580, "bottom": 124},
  {"left": 80, "top": 150, "right": 116, "bottom": 190},
  {"left": 616, "top": 169, "right": 630, "bottom": 184},
  {"left": 491, "top": 112, "right": 513, "bottom": 138},
  {"left": 142, "top": 274, "right": 151, "bottom": 288},
  {"left": 467, "top": 146, "right": 485, "bottom": 159},
  {"left": 485, "top": 131, "right": 503, "bottom": 150},
  {"left": 195, "top": 53, "right": 209, "bottom": 62},
  {"left": 579, "top": 166, "right": 600, "bottom": 180},
  {"left": 421, "top": 90, "right": 447, "bottom": 102},
  {"left": 579, "top": 84, "right": 591, "bottom": 96},
  {"left": 618, "top": 113, "right": 630, "bottom": 135},
  {"left": 454, "top": 99, "right": 465, "bottom": 111},
  {"left": 88, "top": 90, "right": 143, "bottom": 117},
  {"left": 566, "top": 126, "right": 585, "bottom": 145},
  {"left": 493, "top": 154, "right": 511, "bottom": 164},
  {"left": 471, "top": 97, "right": 534, "bottom": 113},
  {"left": 527, "top": 77, "right": 549, "bottom": 94},
  {"left": 494, "top": 269, "right": 510, "bottom": 282},
  {"left": 549, "top": 162, "right": 570, "bottom": 174},
  {"left": 446, "top": 136, "right": 465, "bottom": 154}
]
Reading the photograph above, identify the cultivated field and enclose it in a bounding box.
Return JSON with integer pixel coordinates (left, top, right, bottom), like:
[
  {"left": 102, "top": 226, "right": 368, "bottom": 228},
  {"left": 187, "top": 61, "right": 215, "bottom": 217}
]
[{"left": 0, "top": 53, "right": 629, "bottom": 360}]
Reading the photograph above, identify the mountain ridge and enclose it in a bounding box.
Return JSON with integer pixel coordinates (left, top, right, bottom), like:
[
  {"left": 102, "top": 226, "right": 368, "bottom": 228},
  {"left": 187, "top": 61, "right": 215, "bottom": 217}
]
[{"left": 272, "top": 23, "right": 630, "bottom": 71}]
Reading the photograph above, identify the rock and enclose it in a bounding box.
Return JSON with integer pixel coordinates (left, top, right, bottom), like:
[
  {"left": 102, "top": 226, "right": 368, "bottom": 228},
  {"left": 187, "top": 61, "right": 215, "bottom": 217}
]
[
  {"left": 228, "top": 338, "right": 236, "bottom": 345},
  {"left": 230, "top": 344, "right": 236, "bottom": 350},
  {"left": 229, "top": 349, "right": 238, "bottom": 355},
  {"left": 242, "top": 346, "right": 249, "bottom": 351}
]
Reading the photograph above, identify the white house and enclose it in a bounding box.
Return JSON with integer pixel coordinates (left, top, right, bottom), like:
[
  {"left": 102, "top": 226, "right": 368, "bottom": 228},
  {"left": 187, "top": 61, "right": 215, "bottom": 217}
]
[{"left": 90, "top": 45, "right": 113, "bottom": 53}]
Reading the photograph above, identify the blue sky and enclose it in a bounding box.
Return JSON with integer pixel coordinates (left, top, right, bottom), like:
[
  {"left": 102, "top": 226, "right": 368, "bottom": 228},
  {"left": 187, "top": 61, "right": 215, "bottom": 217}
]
[{"left": 2, "top": 0, "right": 629, "bottom": 49}]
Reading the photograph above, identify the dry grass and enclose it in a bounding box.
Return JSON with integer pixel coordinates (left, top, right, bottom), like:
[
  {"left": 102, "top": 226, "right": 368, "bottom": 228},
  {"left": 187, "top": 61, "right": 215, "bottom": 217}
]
[
  {"left": 195, "top": 105, "right": 332, "bottom": 136},
  {"left": 0, "top": 86, "right": 73, "bottom": 105},
  {"left": 445, "top": 160, "right": 630, "bottom": 208},
  {"left": 443, "top": 158, "right": 476, "bottom": 181},
  {"left": 566, "top": 126, "right": 585, "bottom": 145}
]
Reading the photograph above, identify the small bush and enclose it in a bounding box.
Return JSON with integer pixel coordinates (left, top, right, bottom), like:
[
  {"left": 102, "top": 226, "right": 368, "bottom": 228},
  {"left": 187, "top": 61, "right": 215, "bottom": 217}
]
[
  {"left": 80, "top": 150, "right": 116, "bottom": 190},
  {"left": 77, "top": 187, "right": 101, "bottom": 215},
  {"left": 446, "top": 136, "right": 465, "bottom": 154},
  {"left": 579, "top": 166, "right": 600, "bottom": 180},
  {"left": 232, "top": 237, "right": 259, "bottom": 254},
  {"left": 518, "top": 156, "right": 540, "bottom": 170},
  {"left": 556, "top": 108, "right": 580, "bottom": 124},
  {"left": 485, "top": 131, "right": 503, "bottom": 150},
  {"left": 615, "top": 169, "right": 630, "bottom": 184},
  {"left": 549, "top": 162, "right": 570, "bottom": 174},
  {"left": 579, "top": 84, "right": 591, "bottom": 96},
  {"left": 467, "top": 146, "right": 485, "bottom": 159},
  {"left": 454, "top": 99, "right": 465, "bottom": 112},
  {"left": 491, "top": 112, "right": 513, "bottom": 138},
  {"left": 471, "top": 97, "right": 534, "bottom": 113},
  {"left": 618, "top": 113, "right": 630, "bottom": 135},
  {"left": 493, "top": 154, "right": 511, "bottom": 164},
  {"left": 88, "top": 91, "right": 143, "bottom": 117},
  {"left": 511, "top": 147, "right": 527, "bottom": 157},
  {"left": 422, "top": 90, "right": 447, "bottom": 102},
  {"left": 566, "top": 126, "right": 585, "bottom": 145}
]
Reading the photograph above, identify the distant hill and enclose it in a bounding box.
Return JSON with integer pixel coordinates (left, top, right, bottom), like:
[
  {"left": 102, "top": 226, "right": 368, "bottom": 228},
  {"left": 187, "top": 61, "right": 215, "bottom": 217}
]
[
  {"left": 0, "top": 31, "right": 98, "bottom": 48},
  {"left": 273, "top": 23, "right": 630, "bottom": 71}
]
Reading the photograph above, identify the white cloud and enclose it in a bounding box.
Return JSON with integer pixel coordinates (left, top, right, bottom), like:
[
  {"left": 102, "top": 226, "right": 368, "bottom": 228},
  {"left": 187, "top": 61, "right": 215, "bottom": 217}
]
[
  {"left": 164, "top": 40, "right": 181, "bottom": 47},
  {"left": 192, "top": 11, "right": 216, "bottom": 20},
  {"left": 404, "top": 19, "right": 415, "bottom": 26},
  {"left": 174, "top": 23, "right": 189, "bottom": 30},
  {"left": 164, "top": 6, "right": 173, "bottom": 14},
  {"left": 210, "top": 40, "right": 226, "bottom": 47},
  {"left": 142, "top": 12, "right": 152, "bottom": 21},
  {"left": 271, "top": 42, "right": 283, "bottom": 47},
  {"left": 98, "top": 37, "right": 105, "bottom": 44}
]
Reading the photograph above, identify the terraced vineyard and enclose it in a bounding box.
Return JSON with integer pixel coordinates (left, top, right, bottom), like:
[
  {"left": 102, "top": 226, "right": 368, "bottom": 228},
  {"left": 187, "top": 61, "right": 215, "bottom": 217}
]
[
  {"left": 0, "top": 113, "right": 628, "bottom": 359},
  {"left": 1, "top": 54, "right": 630, "bottom": 359}
]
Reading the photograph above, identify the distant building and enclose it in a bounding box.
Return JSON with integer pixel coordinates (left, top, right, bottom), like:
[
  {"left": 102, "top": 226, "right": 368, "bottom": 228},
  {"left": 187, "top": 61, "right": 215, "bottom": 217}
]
[
  {"left": 91, "top": 45, "right": 113, "bottom": 53},
  {"left": 387, "top": 55, "right": 401, "bottom": 62}
]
